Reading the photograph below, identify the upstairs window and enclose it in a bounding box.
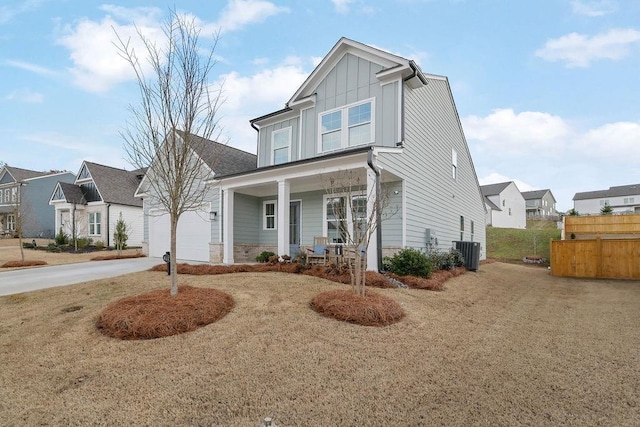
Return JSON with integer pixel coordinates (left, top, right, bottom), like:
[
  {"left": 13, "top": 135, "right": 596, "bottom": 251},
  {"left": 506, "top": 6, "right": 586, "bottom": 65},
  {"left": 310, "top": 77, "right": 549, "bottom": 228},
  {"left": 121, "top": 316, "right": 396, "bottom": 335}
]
[
  {"left": 263, "top": 201, "right": 276, "bottom": 230},
  {"left": 0, "top": 190, "right": 2, "bottom": 203},
  {"left": 451, "top": 149, "right": 458, "bottom": 180},
  {"left": 11, "top": 187, "right": 17, "bottom": 203},
  {"left": 319, "top": 99, "right": 374, "bottom": 153},
  {"left": 272, "top": 128, "right": 291, "bottom": 165}
]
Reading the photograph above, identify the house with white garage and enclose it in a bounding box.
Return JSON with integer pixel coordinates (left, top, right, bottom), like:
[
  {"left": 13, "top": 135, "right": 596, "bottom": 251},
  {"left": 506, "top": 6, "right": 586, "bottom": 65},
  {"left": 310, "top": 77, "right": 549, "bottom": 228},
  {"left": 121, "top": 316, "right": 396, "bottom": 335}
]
[
  {"left": 140, "top": 38, "right": 487, "bottom": 267},
  {"left": 481, "top": 181, "right": 526, "bottom": 228},
  {"left": 49, "top": 161, "right": 145, "bottom": 247},
  {"left": 573, "top": 184, "right": 640, "bottom": 215}
]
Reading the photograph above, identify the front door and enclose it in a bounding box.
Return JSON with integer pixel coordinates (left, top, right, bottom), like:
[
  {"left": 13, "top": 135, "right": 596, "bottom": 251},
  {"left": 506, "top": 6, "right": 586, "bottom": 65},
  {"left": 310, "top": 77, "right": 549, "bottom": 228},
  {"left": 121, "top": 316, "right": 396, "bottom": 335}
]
[{"left": 289, "top": 201, "right": 301, "bottom": 257}]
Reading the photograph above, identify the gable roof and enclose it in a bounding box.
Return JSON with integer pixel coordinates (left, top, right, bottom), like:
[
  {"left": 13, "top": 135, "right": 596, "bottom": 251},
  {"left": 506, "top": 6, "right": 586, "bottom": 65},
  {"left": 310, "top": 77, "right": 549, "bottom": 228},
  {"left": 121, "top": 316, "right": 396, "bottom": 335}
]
[
  {"left": 81, "top": 162, "right": 143, "bottom": 207},
  {"left": 484, "top": 197, "right": 501, "bottom": 211},
  {"left": 521, "top": 189, "right": 556, "bottom": 203},
  {"left": 177, "top": 131, "right": 257, "bottom": 177},
  {"left": 56, "top": 182, "right": 87, "bottom": 204},
  {"left": 480, "top": 181, "right": 513, "bottom": 197},
  {"left": 573, "top": 183, "right": 640, "bottom": 201},
  {"left": 1, "top": 166, "right": 51, "bottom": 183}
]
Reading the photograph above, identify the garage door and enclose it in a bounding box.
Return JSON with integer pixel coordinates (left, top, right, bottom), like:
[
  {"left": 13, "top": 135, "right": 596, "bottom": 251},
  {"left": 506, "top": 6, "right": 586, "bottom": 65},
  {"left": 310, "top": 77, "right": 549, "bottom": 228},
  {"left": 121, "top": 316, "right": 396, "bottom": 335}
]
[{"left": 149, "top": 208, "right": 211, "bottom": 262}]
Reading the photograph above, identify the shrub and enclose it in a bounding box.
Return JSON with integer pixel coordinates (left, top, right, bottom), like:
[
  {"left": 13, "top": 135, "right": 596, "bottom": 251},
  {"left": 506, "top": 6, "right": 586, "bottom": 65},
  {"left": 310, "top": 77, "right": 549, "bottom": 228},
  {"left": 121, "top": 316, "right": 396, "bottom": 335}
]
[
  {"left": 22, "top": 242, "right": 35, "bottom": 249},
  {"left": 46, "top": 243, "right": 61, "bottom": 253},
  {"left": 387, "top": 248, "right": 432, "bottom": 278},
  {"left": 72, "top": 237, "right": 90, "bottom": 249},
  {"left": 55, "top": 228, "right": 69, "bottom": 246},
  {"left": 113, "top": 213, "right": 128, "bottom": 253},
  {"left": 95, "top": 240, "right": 105, "bottom": 250},
  {"left": 426, "top": 249, "right": 465, "bottom": 271},
  {"left": 256, "top": 251, "right": 276, "bottom": 263}
]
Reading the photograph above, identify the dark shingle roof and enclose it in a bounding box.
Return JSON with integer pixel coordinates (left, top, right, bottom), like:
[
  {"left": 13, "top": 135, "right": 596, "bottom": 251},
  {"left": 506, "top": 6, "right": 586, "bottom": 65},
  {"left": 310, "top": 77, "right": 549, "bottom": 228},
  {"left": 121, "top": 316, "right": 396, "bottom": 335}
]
[
  {"left": 176, "top": 131, "right": 257, "bottom": 177},
  {"left": 83, "top": 162, "right": 143, "bottom": 207},
  {"left": 4, "top": 166, "right": 49, "bottom": 182},
  {"left": 573, "top": 184, "right": 640, "bottom": 201},
  {"left": 59, "top": 182, "right": 86, "bottom": 204},
  {"left": 480, "top": 181, "right": 512, "bottom": 197},
  {"left": 521, "top": 189, "right": 556, "bottom": 203},
  {"left": 484, "top": 197, "right": 501, "bottom": 211}
]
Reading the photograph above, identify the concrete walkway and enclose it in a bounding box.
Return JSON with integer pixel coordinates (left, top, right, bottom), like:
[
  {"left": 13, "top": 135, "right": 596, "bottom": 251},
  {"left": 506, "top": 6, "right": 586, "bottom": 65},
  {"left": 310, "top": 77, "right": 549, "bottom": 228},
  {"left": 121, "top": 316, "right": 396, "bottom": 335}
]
[{"left": 0, "top": 257, "right": 163, "bottom": 296}]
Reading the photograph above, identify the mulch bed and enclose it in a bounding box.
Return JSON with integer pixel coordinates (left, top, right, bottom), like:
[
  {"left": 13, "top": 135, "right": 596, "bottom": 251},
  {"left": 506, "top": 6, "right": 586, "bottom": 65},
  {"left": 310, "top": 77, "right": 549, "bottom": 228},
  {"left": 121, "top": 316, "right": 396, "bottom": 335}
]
[
  {"left": 95, "top": 285, "right": 234, "bottom": 340},
  {"left": 1, "top": 260, "right": 47, "bottom": 268},
  {"left": 310, "top": 290, "right": 405, "bottom": 326}
]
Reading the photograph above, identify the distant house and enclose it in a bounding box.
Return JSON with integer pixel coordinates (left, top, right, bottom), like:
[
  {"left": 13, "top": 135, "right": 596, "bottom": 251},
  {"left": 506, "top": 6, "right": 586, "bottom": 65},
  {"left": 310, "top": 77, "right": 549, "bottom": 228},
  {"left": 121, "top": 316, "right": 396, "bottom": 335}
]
[
  {"left": 0, "top": 165, "right": 75, "bottom": 238},
  {"left": 480, "top": 181, "right": 526, "bottom": 229},
  {"left": 521, "top": 189, "right": 557, "bottom": 217},
  {"left": 573, "top": 184, "right": 640, "bottom": 215},
  {"left": 49, "top": 161, "right": 145, "bottom": 246}
]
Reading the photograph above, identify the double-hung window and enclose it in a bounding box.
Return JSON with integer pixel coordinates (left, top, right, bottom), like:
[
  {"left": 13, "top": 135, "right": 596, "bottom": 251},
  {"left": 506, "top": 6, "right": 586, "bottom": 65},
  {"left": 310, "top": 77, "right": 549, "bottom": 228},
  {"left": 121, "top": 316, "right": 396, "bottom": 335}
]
[
  {"left": 319, "top": 99, "right": 373, "bottom": 152},
  {"left": 263, "top": 201, "right": 276, "bottom": 230},
  {"left": 272, "top": 127, "right": 291, "bottom": 165},
  {"left": 89, "top": 212, "right": 101, "bottom": 235},
  {"left": 460, "top": 216, "right": 464, "bottom": 241},
  {"left": 7, "top": 214, "right": 15, "bottom": 231},
  {"left": 324, "top": 194, "right": 369, "bottom": 244},
  {"left": 451, "top": 148, "right": 458, "bottom": 180}
]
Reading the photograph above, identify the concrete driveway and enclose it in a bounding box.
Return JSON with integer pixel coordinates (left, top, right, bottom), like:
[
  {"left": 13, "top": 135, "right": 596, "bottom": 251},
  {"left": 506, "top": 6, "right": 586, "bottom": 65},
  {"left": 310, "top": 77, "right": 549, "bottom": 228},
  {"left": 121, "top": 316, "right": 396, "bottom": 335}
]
[{"left": 0, "top": 257, "right": 163, "bottom": 296}]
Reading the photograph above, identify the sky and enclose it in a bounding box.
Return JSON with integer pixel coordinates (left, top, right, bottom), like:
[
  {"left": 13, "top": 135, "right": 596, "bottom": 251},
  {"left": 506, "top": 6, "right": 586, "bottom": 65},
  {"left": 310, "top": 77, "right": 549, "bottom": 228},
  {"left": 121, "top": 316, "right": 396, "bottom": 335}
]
[{"left": 1, "top": 0, "right": 639, "bottom": 212}]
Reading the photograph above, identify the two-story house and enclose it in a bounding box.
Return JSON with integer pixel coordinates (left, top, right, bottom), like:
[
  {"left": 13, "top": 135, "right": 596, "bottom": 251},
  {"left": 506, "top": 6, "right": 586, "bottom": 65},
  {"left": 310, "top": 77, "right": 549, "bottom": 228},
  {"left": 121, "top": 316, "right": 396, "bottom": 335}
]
[
  {"left": 0, "top": 165, "right": 75, "bottom": 238},
  {"left": 521, "top": 189, "right": 557, "bottom": 218},
  {"left": 139, "top": 38, "right": 487, "bottom": 268},
  {"left": 573, "top": 184, "right": 640, "bottom": 215},
  {"left": 481, "top": 181, "right": 526, "bottom": 229},
  {"left": 49, "top": 161, "right": 145, "bottom": 246}
]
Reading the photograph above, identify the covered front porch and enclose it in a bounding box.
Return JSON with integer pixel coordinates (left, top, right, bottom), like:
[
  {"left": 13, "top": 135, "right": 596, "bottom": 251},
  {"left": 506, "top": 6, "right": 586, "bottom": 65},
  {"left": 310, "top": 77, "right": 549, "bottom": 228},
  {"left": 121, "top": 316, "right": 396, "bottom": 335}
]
[{"left": 215, "top": 149, "right": 403, "bottom": 271}]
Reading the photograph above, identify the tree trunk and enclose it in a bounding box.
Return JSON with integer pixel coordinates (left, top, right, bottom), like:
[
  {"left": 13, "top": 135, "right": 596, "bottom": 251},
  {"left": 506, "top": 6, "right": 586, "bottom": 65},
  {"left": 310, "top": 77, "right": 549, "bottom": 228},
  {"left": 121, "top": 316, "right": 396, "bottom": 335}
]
[
  {"left": 170, "top": 215, "right": 178, "bottom": 296},
  {"left": 18, "top": 234, "right": 24, "bottom": 262}
]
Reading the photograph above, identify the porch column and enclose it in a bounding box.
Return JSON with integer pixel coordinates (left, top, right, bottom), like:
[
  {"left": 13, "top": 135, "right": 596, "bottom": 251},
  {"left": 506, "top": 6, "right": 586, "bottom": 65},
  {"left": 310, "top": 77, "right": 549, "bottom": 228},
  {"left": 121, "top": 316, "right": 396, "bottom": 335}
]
[
  {"left": 277, "top": 179, "right": 290, "bottom": 257},
  {"left": 366, "top": 167, "right": 378, "bottom": 271},
  {"left": 223, "top": 188, "right": 234, "bottom": 264}
]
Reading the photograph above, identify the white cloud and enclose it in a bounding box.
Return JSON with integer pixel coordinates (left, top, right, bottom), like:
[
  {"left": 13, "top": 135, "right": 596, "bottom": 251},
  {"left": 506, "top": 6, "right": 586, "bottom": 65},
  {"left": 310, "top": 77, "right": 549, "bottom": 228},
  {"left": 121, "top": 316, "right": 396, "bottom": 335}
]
[
  {"left": 571, "top": 0, "right": 617, "bottom": 17},
  {"left": 462, "top": 108, "right": 571, "bottom": 155},
  {"left": 5, "top": 59, "right": 58, "bottom": 77},
  {"left": 5, "top": 89, "right": 44, "bottom": 103},
  {"left": 210, "top": 0, "right": 289, "bottom": 33},
  {"left": 576, "top": 121, "right": 640, "bottom": 161},
  {"left": 535, "top": 28, "right": 640, "bottom": 67},
  {"left": 478, "top": 172, "right": 536, "bottom": 192},
  {"left": 332, "top": 0, "right": 355, "bottom": 14},
  {"left": 0, "top": 0, "right": 46, "bottom": 25}
]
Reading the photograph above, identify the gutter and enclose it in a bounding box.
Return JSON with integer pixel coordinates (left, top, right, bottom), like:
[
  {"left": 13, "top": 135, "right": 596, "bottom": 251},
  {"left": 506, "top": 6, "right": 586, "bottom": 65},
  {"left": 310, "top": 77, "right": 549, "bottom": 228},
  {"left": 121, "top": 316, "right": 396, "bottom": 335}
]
[
  {"left": 106, "top": 204, "right": 111, "bottom": 247},
  {"left": 367, "top": 148, "right": 383, "bottom": 272}
]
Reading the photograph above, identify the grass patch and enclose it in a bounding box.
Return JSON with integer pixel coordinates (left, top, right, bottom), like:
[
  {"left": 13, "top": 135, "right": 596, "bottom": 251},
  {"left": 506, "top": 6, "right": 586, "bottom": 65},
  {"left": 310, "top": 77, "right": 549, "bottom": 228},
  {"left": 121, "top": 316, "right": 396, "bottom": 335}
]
[
  {"left": 95, "top": 285, "right": 234, "bottom": 340},
  {"left": 310, "top": 290, "right": 405, "bottom": 326},
  {"left": 1, "top": 260, "right": 47, "bottom": 268},
  {"left": 487, "top": 225, "right": 561, "bottom": 262}
]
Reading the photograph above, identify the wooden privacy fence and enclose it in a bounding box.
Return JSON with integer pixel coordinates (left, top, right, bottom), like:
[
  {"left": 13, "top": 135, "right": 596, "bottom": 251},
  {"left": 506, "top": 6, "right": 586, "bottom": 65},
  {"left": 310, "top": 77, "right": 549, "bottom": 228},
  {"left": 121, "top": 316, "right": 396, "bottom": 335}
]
[
  {"left": 550, "top": 238, "right": 640, "bottom": 279},
  {"left": 563, "top": 214, "right": 640, "bottom": 239}
]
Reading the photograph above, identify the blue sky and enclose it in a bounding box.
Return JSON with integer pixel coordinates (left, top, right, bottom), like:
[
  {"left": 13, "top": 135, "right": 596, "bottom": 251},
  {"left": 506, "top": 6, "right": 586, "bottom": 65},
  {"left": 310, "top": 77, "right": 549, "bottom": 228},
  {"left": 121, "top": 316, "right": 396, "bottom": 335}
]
[{"left": 1, "top": 0, "right": 639, "bottom": 212}]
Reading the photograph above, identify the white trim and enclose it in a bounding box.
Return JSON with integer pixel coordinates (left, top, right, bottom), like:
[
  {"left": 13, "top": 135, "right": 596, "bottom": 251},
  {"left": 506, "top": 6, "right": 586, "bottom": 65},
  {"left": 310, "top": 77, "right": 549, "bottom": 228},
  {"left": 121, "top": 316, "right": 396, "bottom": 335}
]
[
  {"left": 317, "top": 98, "right": 375, "bottom": 154},
  {"left": 322, "top": 191, "right": 367, "bottom": 244},
  {"left": 263, "top": 200, "right": 277, "bottom": 231},
  {"left": 402, "top": 180, "right": 407, "bottom": 248},
  {"left": 271, "top": 127, "right": 292, "bottom": 165}
]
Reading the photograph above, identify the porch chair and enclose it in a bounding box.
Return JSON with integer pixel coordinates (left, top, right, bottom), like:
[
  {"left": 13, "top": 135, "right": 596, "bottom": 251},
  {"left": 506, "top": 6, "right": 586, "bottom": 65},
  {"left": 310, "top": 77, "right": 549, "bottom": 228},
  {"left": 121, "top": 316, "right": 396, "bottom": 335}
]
[
  {"left": 306, "top": 236, "right": 329, "bottom": 265},
  {"left": 343, "top": 244, "right": 367, "bottom": 269}
]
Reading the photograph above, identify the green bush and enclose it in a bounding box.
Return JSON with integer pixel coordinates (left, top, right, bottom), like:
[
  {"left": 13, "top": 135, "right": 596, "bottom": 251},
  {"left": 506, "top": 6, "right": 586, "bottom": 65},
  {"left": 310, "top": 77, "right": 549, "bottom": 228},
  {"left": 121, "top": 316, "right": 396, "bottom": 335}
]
[
  {"left": 256, "top": 251, "right": 276, "bottom": 263},
  {"left": 426, "top": 249, "right": 465, "bottom": 271},
  {"left": 387, "top": 248, "right": 432, "bottom": 278},
  {"left": 95, "top": 240, "right": 105, "bottom": 250},
  {"left": 55, "top": 228, "right": 69, "bottom": 246},
  {"left": 72, "top": 237, "right": 90, "bottom": 249},
  {"left": 47, "top": 242, "right": 61, "bottom": 253}
]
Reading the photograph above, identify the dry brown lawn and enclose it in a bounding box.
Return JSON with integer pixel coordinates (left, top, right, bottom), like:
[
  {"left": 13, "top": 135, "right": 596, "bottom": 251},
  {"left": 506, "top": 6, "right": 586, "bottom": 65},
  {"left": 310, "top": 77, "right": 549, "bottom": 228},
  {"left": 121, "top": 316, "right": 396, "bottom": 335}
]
[
  {"left": 1, "top": 262, "right": 639, "bottom": 425},
  {"left": 0, "top": 238, "right": 143, "bottom": 270}
]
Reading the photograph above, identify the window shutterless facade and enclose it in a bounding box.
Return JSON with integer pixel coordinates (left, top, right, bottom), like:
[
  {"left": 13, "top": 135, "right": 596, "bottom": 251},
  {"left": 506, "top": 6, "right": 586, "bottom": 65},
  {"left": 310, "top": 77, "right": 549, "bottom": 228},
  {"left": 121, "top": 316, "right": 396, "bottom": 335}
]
[
  {"left": 324, "top": 194, "right": 368, "bottom": 244},
  {"left": 89, "top": 212, "right": 101, "bottom": 235},
  {"left": 263, "top": 201, "right": 276, "bottom": 230},
  {"left": 272, "top": 127, "right": 291, "bottom": 165},
  {"left": 7, "top": 214, "right": 15, "bottom": 231},
  {"left": 319, "top": 99, "right": 374, "bottom": 153}
]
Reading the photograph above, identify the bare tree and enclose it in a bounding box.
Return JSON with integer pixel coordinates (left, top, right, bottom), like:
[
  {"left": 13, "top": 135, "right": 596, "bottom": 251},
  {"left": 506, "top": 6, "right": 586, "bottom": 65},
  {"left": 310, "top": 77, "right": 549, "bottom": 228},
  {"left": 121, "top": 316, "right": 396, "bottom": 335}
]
[
  {"left": 115, "top": 10, "right": 223, "bottom": 296},
  {"left": 324, "top": 170, "right": 396, "bottom": 296},
  {"left": 10, "top": 189, "right": 34, "bottom": 262}
]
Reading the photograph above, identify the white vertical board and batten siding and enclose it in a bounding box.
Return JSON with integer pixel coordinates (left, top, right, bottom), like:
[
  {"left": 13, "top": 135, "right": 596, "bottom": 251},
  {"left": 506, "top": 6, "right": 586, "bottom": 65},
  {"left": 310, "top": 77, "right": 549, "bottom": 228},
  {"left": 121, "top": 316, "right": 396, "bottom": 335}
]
[{"left": 378, "top": 76, "right": 486, "bottom": 254}]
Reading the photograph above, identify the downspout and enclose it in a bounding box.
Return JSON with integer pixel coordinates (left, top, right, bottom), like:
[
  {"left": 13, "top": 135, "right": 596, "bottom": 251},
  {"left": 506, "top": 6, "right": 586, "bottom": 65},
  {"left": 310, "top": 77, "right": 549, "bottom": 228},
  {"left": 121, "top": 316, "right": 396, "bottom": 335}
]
[
  {"left": 367, "top": 148, "right": 383, "bottom": 272},
  {"left": 106, "top": 204, "right": 111, "bottom": 247}
]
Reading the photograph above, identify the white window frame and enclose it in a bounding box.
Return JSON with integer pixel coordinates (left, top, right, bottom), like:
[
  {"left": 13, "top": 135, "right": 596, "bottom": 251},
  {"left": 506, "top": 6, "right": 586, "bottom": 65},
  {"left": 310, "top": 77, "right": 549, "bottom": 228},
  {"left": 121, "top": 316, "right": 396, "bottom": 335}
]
[
  {"left": 7, "top": 214, "right": 15, "bottom": 231},
  {"left": 271, "top": 127, "right": 292, "bottom": 165},
  {"left": 4, "top": 189, "right": 9, "bottom": 202},
  {"left": 11, "top": 187, "right": 17, "bottom": 203},
  {"left": 88, "top": 212, "right": 101, "bottom": 236},
  {"left": 0, "top": 190, "right": 2, "bottom": 203},
  {"left": 451, "top": 148, "right": 458, "bottom": 180},
  {"left": 322, "top": 193, "right": 368, "bottom": 244},
  {"left": 263, "top": 200, "right": 277, "bottom": 231},
  {"left": 318, "top": 98, "right": 375, "bottom": 153}
]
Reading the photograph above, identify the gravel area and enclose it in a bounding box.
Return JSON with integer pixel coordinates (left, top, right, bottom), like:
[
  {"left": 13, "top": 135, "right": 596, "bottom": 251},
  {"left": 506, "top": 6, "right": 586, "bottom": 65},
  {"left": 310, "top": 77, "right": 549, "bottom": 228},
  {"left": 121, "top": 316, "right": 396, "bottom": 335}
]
[{"left": 0, "top": 262, "right": 638, "bottom": 425}]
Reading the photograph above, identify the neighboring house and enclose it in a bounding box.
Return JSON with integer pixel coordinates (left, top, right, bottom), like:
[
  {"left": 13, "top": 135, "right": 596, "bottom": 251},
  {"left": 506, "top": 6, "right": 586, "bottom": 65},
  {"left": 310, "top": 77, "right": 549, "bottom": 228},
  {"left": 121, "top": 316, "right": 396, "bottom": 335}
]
[
  {"left": 481, "top": 181, "right": 526, "bottom": 229},
  {"left": 573, "top": 184, "right": 640, "bottom": 215},
  {"left": 140, "top": 37, "right": 487, "bottom": 267},
  {"left": 0, "top": 165, "right": 75, "bottom": 238},
  {"left": 49, "top": 161, "right": 145, "bottom": 246},
  {"left": 521, "top": 189, "right": 557, "bottom": 217}
]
